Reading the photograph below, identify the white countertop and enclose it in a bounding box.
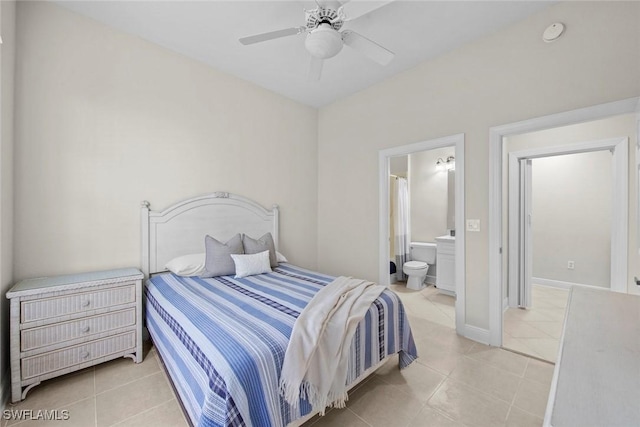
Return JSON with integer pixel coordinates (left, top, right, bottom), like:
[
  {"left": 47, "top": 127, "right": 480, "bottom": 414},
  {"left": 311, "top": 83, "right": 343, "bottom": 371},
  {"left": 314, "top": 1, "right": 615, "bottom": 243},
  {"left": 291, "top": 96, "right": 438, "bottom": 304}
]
[
  {"left": 7, "top": 268, "right": 143, "bottom": 298},
  {"left": 544, "top": 287, "right": 640, "bottom": 426}
]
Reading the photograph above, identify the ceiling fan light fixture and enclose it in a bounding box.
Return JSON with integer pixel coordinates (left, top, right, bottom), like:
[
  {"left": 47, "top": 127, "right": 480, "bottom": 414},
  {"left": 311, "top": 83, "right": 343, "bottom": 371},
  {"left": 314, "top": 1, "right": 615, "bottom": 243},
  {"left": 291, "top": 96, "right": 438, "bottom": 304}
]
[{"left": 305, "top": 23, "right": 343, "bottom": 59}]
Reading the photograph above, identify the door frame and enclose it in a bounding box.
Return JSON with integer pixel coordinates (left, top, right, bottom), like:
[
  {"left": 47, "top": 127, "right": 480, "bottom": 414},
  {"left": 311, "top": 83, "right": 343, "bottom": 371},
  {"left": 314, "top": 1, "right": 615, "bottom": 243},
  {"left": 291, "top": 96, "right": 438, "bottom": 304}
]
[
  {"left": 508, "top": 137, "right": 629, "bottom": 309},
  {"left": 488, "top": 97, "right": 640, "bottom": 347},
  {"left": 378, "top": 133, "right": 465, "bottom": 334}
]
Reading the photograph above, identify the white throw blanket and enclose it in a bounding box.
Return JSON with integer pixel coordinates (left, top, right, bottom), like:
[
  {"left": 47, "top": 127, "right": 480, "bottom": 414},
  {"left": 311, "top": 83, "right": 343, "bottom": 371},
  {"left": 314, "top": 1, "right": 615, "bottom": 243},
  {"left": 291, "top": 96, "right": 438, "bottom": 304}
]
[{"left": 279, "top": 276, "right": 385, "bottom": 415}]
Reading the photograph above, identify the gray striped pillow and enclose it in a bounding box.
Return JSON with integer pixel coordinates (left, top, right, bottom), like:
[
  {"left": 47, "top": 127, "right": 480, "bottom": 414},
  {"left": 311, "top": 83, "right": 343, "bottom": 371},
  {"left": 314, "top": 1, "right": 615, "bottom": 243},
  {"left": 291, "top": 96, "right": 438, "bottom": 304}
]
[
  {"left": 242, "top": 233, "right": 278, "bottom": 267},
  {"left": 202, "top": 233, "right": 244, "bottom": 277}
]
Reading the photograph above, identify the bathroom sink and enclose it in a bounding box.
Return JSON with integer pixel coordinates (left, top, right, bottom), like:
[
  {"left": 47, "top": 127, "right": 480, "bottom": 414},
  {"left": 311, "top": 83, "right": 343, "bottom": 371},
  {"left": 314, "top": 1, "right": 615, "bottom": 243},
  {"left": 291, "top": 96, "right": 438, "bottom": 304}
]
[{"left": 435, "top": 235, "right": 455, "bottom": 241}]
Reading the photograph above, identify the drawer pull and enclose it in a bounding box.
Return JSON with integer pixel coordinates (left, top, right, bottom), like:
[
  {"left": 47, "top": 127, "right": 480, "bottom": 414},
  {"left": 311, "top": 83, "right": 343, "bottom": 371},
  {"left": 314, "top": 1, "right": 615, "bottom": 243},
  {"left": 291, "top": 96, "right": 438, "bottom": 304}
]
[
  {"left": 81, "top": 326, "right": 90, "bottom": 333},
  {"left": 80, "top": 351, "right": 90, "bottom": 359},
  {"left": 82, "top": 300, "right": 91, "bottom": 307}
]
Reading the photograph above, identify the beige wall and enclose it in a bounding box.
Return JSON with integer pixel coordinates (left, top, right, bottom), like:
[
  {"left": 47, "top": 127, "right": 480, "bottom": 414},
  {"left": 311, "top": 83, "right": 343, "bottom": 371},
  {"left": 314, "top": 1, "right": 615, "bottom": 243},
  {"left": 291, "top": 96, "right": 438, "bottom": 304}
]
[
  {"left": 409, "top": 146, "right": 454, "bottom": 243},
  {"left": 13, "top": 1, "right": 318, "bottom": 281},
  {"left": 0, "top": 0, "right": 15, "bottom": 405},
  {"left": 318, "top": 2, "right": 640, "bottom": 329},
  {"left": 505, "top": 114, "right": 638, "bottom": 293},
  {"left": 8, "top": 1, "right": 640, "bottom": 343},
  {"left": 532, "top": 152, "right": 612, "bottom": 287}
]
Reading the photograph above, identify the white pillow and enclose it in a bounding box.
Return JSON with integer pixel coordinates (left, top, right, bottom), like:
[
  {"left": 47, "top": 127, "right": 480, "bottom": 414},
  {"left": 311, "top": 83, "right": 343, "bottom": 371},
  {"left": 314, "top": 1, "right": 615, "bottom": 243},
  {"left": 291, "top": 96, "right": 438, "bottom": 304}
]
[
  {"left": 276, "top": 251, "right": 288, "bottom": 263},
  {"left": 230, "top": 250, "right": 272, "bottom": 278},
  {"left": 165, "top": 253, "right": 206, "bottom": 276},
  {"left": 165, "top": 250, "right": 285, "bottom": 277}
]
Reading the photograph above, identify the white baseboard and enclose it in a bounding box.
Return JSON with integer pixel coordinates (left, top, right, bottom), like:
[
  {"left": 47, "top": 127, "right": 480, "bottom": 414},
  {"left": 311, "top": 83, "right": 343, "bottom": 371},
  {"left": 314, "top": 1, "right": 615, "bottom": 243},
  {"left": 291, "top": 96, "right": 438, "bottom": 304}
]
[
  {"left": 464, "top": 324, "right": 490, "bottom": 345},
  {"left": 532, "top": 277, "right": 608, "bottom": 291},
  {"left": 532, "top": 277, "right": 574, "bottom": 290},
  {"left": 503, "top": 297, "right": 509, "bottom": 312}
]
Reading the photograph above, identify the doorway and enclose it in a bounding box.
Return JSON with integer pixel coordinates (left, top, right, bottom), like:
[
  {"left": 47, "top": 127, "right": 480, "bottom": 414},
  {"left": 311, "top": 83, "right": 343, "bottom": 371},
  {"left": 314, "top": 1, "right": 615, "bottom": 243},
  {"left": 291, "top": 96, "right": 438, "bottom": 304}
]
[
  {"left": 488, "top": 98, "right": 639, "bottom": 347},
  {"left": 504, "top": 140, "right": 626, "bottom": 361},
  {"left": 508, "top": 138, "right": 627, "bottom": 301},
  {"left": 378, "top": 133, "right": 466, "bottom": 336}
]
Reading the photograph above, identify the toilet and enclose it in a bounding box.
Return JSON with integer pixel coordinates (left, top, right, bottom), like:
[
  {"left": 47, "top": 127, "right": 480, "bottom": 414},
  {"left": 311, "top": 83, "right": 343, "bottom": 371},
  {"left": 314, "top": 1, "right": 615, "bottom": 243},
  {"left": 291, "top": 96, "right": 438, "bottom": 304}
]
[{"left": 403, "top": 242, "right": 437, "bottom": 290}]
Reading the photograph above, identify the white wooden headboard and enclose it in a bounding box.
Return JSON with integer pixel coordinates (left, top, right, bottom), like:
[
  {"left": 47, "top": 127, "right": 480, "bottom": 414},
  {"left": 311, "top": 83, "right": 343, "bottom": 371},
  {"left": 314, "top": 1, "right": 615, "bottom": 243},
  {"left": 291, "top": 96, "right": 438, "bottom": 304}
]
[{"left": 141, "top": 192, "right": 279, "bottom": 277}]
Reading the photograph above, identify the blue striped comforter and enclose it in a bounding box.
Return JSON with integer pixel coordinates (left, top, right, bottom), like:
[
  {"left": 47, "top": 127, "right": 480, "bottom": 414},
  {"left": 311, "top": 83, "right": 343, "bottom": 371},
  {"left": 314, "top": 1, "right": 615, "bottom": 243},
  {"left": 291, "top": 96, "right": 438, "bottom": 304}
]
[{"left": 146, "top": 263, "right": 417, "bottom": 427}]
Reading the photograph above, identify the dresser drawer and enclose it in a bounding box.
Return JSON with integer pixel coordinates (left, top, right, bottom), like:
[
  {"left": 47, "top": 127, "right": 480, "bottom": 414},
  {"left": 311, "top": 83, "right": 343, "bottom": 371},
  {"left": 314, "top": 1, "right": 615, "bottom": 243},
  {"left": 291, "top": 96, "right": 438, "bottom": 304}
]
[
  {"left": 21, "top": 284, "right": 136, "bottom": 323},
  {"left": 21, "top": 308, "right": 136, "bottom": 352},
  {"left": 21, "top": 331, "right": 136, "bottom": 380}
]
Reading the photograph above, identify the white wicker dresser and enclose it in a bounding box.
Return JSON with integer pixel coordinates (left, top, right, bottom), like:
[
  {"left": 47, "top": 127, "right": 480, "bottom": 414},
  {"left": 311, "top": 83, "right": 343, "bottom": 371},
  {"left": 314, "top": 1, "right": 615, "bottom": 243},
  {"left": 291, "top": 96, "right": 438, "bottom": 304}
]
[{"left": 6, "top": 268, "right": 144, "bottom": 403}]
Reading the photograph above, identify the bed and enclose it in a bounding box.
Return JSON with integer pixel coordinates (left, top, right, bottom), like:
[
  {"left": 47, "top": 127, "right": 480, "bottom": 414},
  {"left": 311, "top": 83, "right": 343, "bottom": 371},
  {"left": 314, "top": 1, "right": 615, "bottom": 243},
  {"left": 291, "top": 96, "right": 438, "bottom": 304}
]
[{"left": 141, "top": 192, "right": 417, "bottom": 427}]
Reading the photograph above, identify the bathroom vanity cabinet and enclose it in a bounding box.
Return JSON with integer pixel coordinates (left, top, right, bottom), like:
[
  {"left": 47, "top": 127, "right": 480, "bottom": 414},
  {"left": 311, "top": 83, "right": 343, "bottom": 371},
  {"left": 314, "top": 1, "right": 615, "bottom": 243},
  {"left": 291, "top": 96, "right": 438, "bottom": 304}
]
[{"left": 435, "top": 236, "right": 455, "bottom": 295}]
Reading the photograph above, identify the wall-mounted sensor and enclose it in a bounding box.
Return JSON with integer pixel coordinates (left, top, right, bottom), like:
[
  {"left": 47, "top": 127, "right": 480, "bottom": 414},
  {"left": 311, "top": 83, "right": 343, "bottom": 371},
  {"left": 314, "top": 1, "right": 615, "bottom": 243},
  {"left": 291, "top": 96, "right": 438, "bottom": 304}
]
[{"left": 543, "top": 22, "right": 565, "bottom": 43}]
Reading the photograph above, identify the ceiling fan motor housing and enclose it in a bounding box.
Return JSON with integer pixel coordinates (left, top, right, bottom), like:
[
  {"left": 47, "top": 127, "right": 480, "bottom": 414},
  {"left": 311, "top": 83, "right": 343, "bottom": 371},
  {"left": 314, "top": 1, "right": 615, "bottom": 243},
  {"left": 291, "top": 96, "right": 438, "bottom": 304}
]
[
  {"left": 305, "top": 23, "right": 344, "bottom": 59},
  {"left": 305, "top": 6, "right": 345, "bottom": 59},
  {"left": 305, "top": 6, "right": 343, "bottom": 31}
]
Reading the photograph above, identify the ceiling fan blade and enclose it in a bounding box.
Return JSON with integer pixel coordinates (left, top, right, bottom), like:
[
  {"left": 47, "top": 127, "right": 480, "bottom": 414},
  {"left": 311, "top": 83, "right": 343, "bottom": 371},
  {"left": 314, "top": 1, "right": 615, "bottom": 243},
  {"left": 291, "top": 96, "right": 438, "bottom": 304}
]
[
  {"left": 340, "top": 0, "right": 395, "bottom": 22},
  {"left": 342, "top": 31, "right": 394, "bottom": 65},
  {"left": 239, "top": 26, "right": 307, "bottom": 45},
  {"left": 308, "top": 56, "right": 324, "bottom": 81}
]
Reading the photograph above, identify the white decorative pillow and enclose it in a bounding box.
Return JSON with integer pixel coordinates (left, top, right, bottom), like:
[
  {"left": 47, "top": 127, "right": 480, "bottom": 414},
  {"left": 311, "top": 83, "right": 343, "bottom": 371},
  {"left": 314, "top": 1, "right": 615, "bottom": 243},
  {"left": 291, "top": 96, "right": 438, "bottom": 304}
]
[
  {"left": 230, "top": 250, "right": 272, "bottom": 278},
  {"left": 165, "top": 253, "right": 206, "bottom": 276}
]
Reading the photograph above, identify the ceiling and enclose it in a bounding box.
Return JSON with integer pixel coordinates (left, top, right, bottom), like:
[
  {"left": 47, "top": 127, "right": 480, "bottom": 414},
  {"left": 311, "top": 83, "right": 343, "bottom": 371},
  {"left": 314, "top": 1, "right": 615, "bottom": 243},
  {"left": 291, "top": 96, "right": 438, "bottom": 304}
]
[{"left": 55, "top": 1, "right": 554, "bottom": 108}]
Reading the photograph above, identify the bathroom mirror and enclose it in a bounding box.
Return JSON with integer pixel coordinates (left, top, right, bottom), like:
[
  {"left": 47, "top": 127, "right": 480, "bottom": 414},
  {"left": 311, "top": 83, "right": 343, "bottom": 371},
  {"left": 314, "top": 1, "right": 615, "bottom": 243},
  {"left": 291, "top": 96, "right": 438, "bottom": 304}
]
[{"left": 447, "top": 169, "right": 455, "bottom": 232}]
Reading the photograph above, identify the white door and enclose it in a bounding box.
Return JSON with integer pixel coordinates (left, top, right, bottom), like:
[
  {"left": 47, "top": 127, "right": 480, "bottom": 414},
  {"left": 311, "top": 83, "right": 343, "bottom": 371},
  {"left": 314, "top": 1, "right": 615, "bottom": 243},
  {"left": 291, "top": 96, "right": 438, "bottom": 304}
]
[
  {"left": 508, "top": 156, "right": 532, "bottom": 308},
  {"left": 518, "top": 159, "right": 533, "bottom": 308}
]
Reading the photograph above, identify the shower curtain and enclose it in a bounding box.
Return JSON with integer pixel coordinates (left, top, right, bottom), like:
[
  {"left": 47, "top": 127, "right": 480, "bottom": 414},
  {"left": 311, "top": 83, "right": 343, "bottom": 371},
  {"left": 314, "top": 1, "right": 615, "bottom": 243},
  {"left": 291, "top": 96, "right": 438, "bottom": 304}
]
[{"left": 394, "top": 177, "right": 410, "bottom": 281}]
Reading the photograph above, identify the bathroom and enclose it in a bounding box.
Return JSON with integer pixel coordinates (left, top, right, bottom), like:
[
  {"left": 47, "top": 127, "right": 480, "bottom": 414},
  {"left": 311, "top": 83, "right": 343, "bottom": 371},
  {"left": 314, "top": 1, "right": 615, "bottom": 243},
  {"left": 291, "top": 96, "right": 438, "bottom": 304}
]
[{"left": 389, "top": 146, "right": 456, "bottom": 297}]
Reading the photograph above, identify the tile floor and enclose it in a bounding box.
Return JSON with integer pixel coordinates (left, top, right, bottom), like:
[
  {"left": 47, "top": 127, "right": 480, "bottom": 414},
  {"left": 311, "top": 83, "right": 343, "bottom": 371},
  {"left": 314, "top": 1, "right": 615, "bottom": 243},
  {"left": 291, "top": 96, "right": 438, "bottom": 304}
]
[
  {"left": 2, "top": 284, "right": 554, "bottom": 427},
  {"left": 502, "top": 284, "right": 569, "bottom": 362},
  {"left": 1, "top": 343, "right": 188, "bottom": 427}
]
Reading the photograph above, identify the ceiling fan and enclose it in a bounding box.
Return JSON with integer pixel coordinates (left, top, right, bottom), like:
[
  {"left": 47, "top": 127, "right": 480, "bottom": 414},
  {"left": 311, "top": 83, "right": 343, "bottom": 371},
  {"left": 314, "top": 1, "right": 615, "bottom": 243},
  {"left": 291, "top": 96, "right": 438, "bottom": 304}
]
[{"left": 239, "top": 1, "right": 396, "bottom": 80}]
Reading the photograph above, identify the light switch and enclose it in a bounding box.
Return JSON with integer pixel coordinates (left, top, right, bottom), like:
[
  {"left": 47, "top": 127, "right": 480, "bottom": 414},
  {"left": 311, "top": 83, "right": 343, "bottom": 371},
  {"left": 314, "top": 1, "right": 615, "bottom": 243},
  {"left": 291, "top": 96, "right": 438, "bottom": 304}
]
[{"left": 466, "top": 219, "right": 480, "bottom": 232}]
